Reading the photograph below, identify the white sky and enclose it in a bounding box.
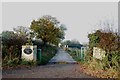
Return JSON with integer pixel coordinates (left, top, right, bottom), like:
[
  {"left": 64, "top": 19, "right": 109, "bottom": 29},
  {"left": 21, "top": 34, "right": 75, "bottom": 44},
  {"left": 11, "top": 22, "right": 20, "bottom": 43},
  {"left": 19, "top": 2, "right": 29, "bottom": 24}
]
[{"left": 2, "top": 2, "right": 118, "bottom": 44}]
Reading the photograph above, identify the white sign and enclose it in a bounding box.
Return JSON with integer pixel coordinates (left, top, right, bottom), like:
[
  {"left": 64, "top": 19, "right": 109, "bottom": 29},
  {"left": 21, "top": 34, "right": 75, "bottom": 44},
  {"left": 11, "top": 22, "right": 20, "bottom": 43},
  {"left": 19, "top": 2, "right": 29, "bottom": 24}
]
[
  {"left": 93, "top": 47, "right": 105, "bottom": 60},
  {"left": 22, "top": 45, "right": 37, "bottom": 61}
]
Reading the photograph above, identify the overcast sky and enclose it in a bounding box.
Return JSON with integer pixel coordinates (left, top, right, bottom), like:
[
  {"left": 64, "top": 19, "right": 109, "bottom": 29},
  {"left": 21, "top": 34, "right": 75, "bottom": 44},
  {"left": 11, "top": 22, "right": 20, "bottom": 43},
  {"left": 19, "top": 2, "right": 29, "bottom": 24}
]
[{"left": 2, "top": 2, "right": 118, "bottom": 43}]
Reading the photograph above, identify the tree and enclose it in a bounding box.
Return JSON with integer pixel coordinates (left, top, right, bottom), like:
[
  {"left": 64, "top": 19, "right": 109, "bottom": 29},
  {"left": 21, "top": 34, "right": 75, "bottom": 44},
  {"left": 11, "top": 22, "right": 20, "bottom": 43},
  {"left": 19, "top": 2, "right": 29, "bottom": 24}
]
[
  {"left": 2, "top": 31, "right": 27, "bottom": 60},
  {"left": 62, "top": 40, "right": 71, "bottom": 45},
  {"left": 13, "top": 26, "right": 31, "bottom": 46},
  {"left": 13, "top": 26, "right": 30, "bottom": 36},
  {"left": 2, "top": 31, "right": 18, "bottom": 46},
  {"left": 2, "top": 31, "right": 17, "bottom": 60},
  {"left": 88, "top": 30, "right": 100, "bottom": 48},
  {"left": 62, "top": 40, "right": 83, "bottom": 49},
  {"left": 30, "top": 15, "right": 66, "bottom": 46}
]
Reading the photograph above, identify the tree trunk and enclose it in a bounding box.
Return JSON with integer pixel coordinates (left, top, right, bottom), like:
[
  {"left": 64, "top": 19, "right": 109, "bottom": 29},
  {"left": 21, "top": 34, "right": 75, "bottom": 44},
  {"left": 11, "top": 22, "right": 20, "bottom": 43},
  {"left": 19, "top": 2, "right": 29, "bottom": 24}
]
[
  {"left": 43, "top": 41, "right": 46, "bottom": 47},
  {"left": 17, "top": 45, "right": 22, "bottom": 61},
  {"left": 8, "top": 46, "right": 13, "bottom": 60},
  {"left": 42, "top": 41, "right": 47, "bottom": 52}
]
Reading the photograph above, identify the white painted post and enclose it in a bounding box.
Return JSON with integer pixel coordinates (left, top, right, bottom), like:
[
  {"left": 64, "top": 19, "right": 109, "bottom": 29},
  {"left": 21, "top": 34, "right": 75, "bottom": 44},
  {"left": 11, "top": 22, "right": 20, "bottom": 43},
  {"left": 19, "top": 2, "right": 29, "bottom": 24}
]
[
  {"left": 80, "top": 47, "right": 82, "bottom": 60},
  {"left": 76, "top": 49, "right": 78, "bottom": 57},
  {"left": 66, "top": 45, "right": 68, "bottom": 48},
  {"left": 80, "top": 47, "right": 86, "bottom": 60}
]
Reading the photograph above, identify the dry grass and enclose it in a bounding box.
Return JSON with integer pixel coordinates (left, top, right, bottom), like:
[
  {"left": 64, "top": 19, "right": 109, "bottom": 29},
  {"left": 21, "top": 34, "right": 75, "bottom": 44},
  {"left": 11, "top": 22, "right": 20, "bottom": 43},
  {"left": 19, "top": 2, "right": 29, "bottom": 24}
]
[{"left": 80, "top": 61, "right": 119, "bottom": 78}]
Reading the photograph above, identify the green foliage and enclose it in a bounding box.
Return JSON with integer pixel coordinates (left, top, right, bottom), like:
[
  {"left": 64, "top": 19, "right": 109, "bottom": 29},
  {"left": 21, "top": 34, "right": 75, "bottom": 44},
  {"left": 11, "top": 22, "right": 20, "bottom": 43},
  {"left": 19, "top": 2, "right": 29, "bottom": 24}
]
[
  {"left": 83, "top": 57, "right": 119, "bottom": 78},
  {"left": 62, "top": 40, "right": 83, "bottom": 49},
  {"left": 102, "top": 51, "right": 120, "bottom": 69},
  {"left": 30, "top": 15, "right": 66, "bottom": 46},
  {"left": 2, "top": 30, "right": 57, "bottom": 68},
  {"left": 2, "top": 45, "right": 20, "bottom": 59},
  {"left": 84, "top": 48, "right": 93, "bottom": 61},
  {"left": 2, "top": 31, "right": 18, "bottom": 46},
  {"left": 2, "top": 16, "right": 62, "bottom": 68},
  {"left": 88, "top": 30, "right": 100, "bottom": 48},
  {"left": 87, "top": 29, "right": 120, "bottom": 68},
  {"left": 84, "top": 20, "right": 120, "bottom": 78},
  {"left": 38, "top": 44, "right": 57, "bottom": 65},
  {"left": 2, "top": 29, "right": 28, "bottom": 68},
  {"left": 85, "top": 27, "right": 120, "bottom": 78},
  {"left": 13, "top": 26, "right": 30, "bottom": 36},
  {"left": 62, "top": 40, "right": 80, "bottom": 45},
  {"left": 20, "top": 59, "right": 37, "bottom": 66},
  {"left": 62, "top": 40, "right": 71, "bottom": 45},
  {"left": 67, "top": 48, "right": 82, "bottom": 62},
  {"left": 88, "top": 30, "right": 119, "bottom": 53},
  {"left": 3, "top": 57, "right": 19, "bottom": 67},
  {"left": 2, "top": 31, "right": 27, "bottom": 61},
  {"left": 2, "top": 31, "right": 28, "bottom": 46}
]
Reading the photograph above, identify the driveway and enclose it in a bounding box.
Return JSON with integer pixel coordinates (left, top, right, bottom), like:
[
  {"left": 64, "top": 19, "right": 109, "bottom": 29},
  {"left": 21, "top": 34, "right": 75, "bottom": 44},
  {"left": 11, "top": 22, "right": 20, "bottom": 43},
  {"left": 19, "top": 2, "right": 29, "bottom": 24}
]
[
  {"left": 49, "top": 49, "right": 76, "bottom": 63},
  {"left": 2, "top": 49, "right": 93, "bottom": 78},
  {"left": 3, "top": 64, "right": 93, "bottom": 78}
]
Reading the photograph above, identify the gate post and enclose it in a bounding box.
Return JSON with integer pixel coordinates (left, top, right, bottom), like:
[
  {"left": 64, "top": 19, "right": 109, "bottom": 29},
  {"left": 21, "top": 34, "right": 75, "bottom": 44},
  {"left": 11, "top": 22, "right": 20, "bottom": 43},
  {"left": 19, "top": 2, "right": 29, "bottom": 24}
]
[
  {"left": 80, "top": 47, "right": 86, "bottom": 61},
  {"left": 37, "top": 49, "right": 41, "bottom": 64}
]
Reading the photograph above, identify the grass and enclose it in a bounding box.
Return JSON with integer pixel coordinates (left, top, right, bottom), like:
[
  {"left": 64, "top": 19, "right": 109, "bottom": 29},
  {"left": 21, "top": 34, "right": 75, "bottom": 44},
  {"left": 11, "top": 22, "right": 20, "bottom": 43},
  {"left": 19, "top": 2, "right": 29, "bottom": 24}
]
[
  {"left": 66, "top": 48, "right": 84, "bottom": 62},
  {"left": 80, "top": 57, "right": 119, "bottom": 78},
  {"left": 38, "top": 44, "right": 57, "bottom": 65},
  {"left": 38, "top": 52, "right": 56, "bottom": 65},
  {"left": 81, "top": 61, "right": 119, "bottom": 78}
]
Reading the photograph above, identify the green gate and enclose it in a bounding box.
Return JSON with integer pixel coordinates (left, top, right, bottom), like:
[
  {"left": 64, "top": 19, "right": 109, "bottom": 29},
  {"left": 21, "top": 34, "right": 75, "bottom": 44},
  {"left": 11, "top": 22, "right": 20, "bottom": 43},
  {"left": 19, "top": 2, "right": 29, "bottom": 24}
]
[{"left": 37, "top": 49, "right": 41, "bottom": 64}]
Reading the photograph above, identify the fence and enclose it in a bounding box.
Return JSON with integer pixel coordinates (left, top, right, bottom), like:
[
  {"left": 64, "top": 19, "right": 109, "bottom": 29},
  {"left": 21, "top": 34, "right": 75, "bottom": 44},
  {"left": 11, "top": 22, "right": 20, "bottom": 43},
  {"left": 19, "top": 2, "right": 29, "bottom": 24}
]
[{"left": 68, "top": 47, "right": 86, "bottom": 61}]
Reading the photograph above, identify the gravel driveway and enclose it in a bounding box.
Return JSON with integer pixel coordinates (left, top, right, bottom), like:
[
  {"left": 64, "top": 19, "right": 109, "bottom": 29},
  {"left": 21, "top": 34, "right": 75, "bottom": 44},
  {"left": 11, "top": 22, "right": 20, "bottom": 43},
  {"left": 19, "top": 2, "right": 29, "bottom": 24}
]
[{"left": 2, "top": 64, "right": 93, "bottom": 78}]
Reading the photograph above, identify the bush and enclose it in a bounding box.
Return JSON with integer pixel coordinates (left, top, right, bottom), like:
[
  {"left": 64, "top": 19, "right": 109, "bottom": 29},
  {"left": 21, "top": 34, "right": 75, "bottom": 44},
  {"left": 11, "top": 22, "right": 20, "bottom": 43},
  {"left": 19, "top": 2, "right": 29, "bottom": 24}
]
[
  {"left": 88, "top": 30, "right": 119, "bottom": 54},
  {"left": 84, "top": 49, "right": 120, "bottom": 78},
  {"left": 102, "top": 51, "right": 120, "bottom": 69},
  {"left": 20, "top": 59, "right": 37, "bottom": 66},
  {"left": 66, "top": 48, "right": 83, "bottom": 61},
  {"left": 83, "top": 28, "right": 120, "bottom": 78},
  {"left": 2, "top": 29, "right": 58, "bottom": 68},
  {"left": 83, "top": 56, "right": 119, "bottom": 78},
  {"left": 2, "top": 31, "right": 27, "bottom": 67},
  {"left": 2, "top": 58, "right": 19, "bottom": 67},
  {"left": 2, "top": 45, "right": 20, "bottom": 67},
  {"left": 38, "top": 44, "right": 57, "bottom": 65}
]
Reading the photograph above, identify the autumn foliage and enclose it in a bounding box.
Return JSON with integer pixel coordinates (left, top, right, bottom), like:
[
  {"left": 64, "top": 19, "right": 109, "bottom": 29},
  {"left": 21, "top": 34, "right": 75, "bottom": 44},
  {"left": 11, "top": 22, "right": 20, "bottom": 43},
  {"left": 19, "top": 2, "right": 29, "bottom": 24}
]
[
  {"left": 88, "top": 30, "right": 119, "bottom": 53},
  {"left": 85, "top": 29, "right": 120, "bottom": 78}
]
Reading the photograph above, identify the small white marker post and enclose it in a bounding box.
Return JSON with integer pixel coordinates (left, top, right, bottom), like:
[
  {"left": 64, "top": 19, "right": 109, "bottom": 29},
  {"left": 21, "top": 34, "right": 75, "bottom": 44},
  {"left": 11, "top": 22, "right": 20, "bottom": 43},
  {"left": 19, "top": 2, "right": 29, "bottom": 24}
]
[{"left": 80, "top": 47, "right": 86, "bottom": 60}]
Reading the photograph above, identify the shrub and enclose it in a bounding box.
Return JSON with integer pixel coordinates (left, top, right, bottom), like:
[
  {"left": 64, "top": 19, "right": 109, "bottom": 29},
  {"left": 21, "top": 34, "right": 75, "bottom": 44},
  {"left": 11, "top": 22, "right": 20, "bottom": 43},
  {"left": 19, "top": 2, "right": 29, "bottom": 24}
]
[
  {"left": 84, "top": 28, "right": 120, "bottom": 78},
  {"left": 39, "top": 44, "right": 57, "bottom": 65},
  {"left": 102, "top": 51, "right": 120, "bottom": 69},
  {"left": 2, "top": 31, "right": 27, "bottom": 63},
  {"left": 88, "top": 30, "right": 119, "bottom": 54},
  {"left": 3, "top": 58, "right": 19, "bottom": 67},
  {"left": 2, "top": 28, "right": 58, "bottom": 68},
  {"left": 66, "top": 48, "right": 83, "bottom": 61},
  {"left": 20, "top": 59, "right": 37, "bottom": 66}
]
